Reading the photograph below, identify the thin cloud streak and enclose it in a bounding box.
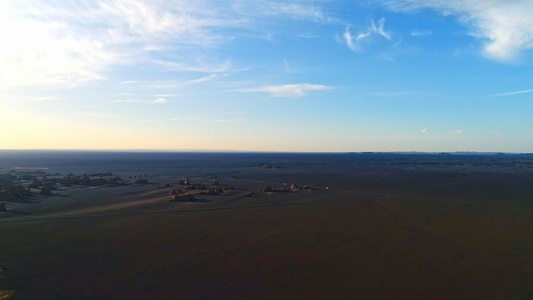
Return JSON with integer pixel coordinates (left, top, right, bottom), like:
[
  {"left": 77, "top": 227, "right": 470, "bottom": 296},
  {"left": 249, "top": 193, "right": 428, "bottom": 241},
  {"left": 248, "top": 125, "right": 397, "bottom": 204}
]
[
  {"left": 153, "top": 60, "right": 234, "bottom": 73},
  {"left": 489, "top": 89, "right": 533, "bottom": 97},
  {"left": 31, "top": 96, "right": 60, "bottom": 102},
  {"left": 357, "top": 90, "right": 438, "bottom": 98},
  {"left": 147, "top": 74, "right": 223, "bottom": 89},
  {"left": 189, "top": 74, "right": 219, "bottom": 84},
  {"left": 113, "top": 98, "right": 168, "bottom": 104},
  {"left": 113, "top": 99, "right": 142, "bottom": 103},
  {"left": 411, "top": 30, "right": 433, "bottom": 37},
  {"left": 171, "top": 116, "right": 235, "bottom": 123},
  {"left": 239, "top": 84, "right": 329, "bottom": 97},
  {"left": 232, "top": 2, "right": 337, "bottom": 24},
  {"left": 449, "top": 129, "right": 464, "bottom": 135}
]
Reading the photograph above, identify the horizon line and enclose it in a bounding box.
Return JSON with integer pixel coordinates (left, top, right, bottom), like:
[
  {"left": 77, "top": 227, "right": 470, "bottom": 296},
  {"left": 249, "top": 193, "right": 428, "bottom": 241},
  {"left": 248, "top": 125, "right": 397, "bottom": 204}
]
[{"left": 0, "top": 149, "right": 531, "bottom": 155}]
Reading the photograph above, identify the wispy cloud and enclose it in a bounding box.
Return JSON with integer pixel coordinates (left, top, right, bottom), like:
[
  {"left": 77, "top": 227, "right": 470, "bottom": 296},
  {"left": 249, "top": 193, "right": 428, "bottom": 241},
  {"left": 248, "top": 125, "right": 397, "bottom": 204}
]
[
  {"left": 344, "top": 18, "right": 392, "bottom": 52},
  {"left": 486, "top": 131, "right": 502, "bottom": 137},
  {"left": 113, "top": 98, "right": 167, "bottom": 104},
  {"left": 153, "top": 60, "right": 234, "bottom": 73},
  {"left": 421, "top": 128, "right": 429, "bottom": 133},
  {"left": 170, "top": 115, "right": 235, "bottom": 123},
  {"left": 171, "top": 116, "right": 201, "bottom": 121},
  {"left": 283, "top": 59, "right": 291, "bottom": 73},
  {"left": 264, "top": 3, "right": 334, "bottom": 23},
  {"left": 0, "top": 1, "right": 280, "bottom": 87},
  {"left": 0, "top": 15, "right": 114, "bottom": 86},
  {"left": 77, "top": 112, "right": 118, "bottom": 119},
  {"left": 31, "top": 96, "right": 60, "bottom": 102},
  {"left": 148, "top": 74, "right": 223, "bottom": 89},
  {"left": 113, "top": 99, "right": 142, "bottom": 103},
  {"left": 410, "top": 30, "right": 433, "bottom": 37},
  {"left": 449, "top": 129, "right": 464, "bottom": 135},
  {"left": 189, "top": 74, "right": 219, "bottom": 84},
  {"left": 298, "top": 33, "right": 318, "bottom": 39},
  {"left": 358, "top": 90, "right": 437, "bottom": 98},
  {"left": 489, "top": 89, "right": 533, "bottom": 97},
  {"left": 153, "top": 98, "right": 167, "bottom": 104},
  {"left": 239, "top": 84, "right": 329, "bottom": 97},
  {"left": 0, "top": 0, "right": 339, "bottom": 88},
  {"left": 233, "top": 2, "right": 337, "bottom": 24},
  {"left": 384, "top": 0, "right": 533, "bottom": 61}
]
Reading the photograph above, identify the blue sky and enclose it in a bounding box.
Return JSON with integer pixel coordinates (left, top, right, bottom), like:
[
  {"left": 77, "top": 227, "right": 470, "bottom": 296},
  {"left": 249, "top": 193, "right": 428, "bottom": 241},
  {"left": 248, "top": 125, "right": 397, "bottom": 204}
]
[{"left": 1, "top": 0, "right": 532, "bottom": 152}]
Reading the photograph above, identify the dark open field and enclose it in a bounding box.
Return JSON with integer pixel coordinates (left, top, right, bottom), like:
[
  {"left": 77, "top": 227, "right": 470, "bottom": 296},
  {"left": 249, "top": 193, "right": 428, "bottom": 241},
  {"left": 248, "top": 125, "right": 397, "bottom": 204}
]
[{"left": 1, "top": 152, "right": 532, "bottom": 299}]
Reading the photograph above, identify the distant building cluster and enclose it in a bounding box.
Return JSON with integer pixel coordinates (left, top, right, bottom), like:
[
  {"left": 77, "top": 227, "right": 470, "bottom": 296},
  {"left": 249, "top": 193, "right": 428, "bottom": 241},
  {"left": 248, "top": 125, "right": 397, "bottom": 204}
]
[{"left": 0, "top": 171, "right": 126, "bottom": 201}]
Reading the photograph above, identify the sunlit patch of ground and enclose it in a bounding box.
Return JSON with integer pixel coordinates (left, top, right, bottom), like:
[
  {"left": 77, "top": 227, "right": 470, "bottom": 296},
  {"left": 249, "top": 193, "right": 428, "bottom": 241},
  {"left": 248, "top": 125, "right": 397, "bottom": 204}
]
[{"left": 0, "top": 290, "right": 15, "bottom": 299}]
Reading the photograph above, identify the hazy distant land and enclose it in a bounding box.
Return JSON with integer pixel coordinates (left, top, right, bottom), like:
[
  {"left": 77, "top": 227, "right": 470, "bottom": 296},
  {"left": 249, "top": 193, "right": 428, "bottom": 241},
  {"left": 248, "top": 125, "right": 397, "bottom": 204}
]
[{"left": 1, "top": 152, "right": 532, "bottom": 299}]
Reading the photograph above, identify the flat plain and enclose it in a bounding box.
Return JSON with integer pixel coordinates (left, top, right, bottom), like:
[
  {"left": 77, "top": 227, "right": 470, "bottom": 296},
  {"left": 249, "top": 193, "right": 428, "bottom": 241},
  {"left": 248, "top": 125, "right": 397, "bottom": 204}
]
[{"left": 1, "top": 152, "right": 532, "bottom": 299}]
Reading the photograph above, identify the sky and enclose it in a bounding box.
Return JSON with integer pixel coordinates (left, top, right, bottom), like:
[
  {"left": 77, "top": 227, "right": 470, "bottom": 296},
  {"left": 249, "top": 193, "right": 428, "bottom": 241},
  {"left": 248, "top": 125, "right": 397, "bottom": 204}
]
[{"left": 1, "top": 0, "right": 532, "bottom": 152}]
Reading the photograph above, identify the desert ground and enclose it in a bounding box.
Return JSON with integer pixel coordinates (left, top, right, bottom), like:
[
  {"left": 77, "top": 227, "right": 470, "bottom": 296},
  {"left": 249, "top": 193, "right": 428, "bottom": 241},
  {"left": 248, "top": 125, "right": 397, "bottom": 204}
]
[{"left": 1, "top": 152, "right": 532, "bottom": 299}]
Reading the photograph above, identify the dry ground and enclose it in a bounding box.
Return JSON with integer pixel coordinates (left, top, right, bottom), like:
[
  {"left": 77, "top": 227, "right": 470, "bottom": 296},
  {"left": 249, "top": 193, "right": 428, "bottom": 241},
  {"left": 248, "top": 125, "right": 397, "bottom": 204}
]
[{"left": 1, "top": 155, "right": 532, "bottom": 299}]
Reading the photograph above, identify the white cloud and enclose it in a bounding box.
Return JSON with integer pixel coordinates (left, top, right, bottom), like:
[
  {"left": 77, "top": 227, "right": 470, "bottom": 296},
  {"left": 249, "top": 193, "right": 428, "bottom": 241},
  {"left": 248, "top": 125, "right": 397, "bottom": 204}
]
[
  {"left": 153, "top": 98, "right": 167, "bottom": 104},
  {"left": 489, "top": 89, "right": 533, "bottom": 97},
  {"left": 344, "top": 18, "right": 392, "bottom": 52},
  {"left": 0, "top": 16, "right": 115, "bottom": 87},
  {"left": 240, "top": 84, "right": 329, "bottom": 97},
  {"left": 385, "top": 0, "right": 533, "bottom": 61},
  {"left": 373, "top": 18, "right": 392, "bottom": 40},
  {"left": 421, "top": 128, "right": 429, "bottom": 133},
  {"left": 343, "top": 27, "right": 359, "bottom": 52}
]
